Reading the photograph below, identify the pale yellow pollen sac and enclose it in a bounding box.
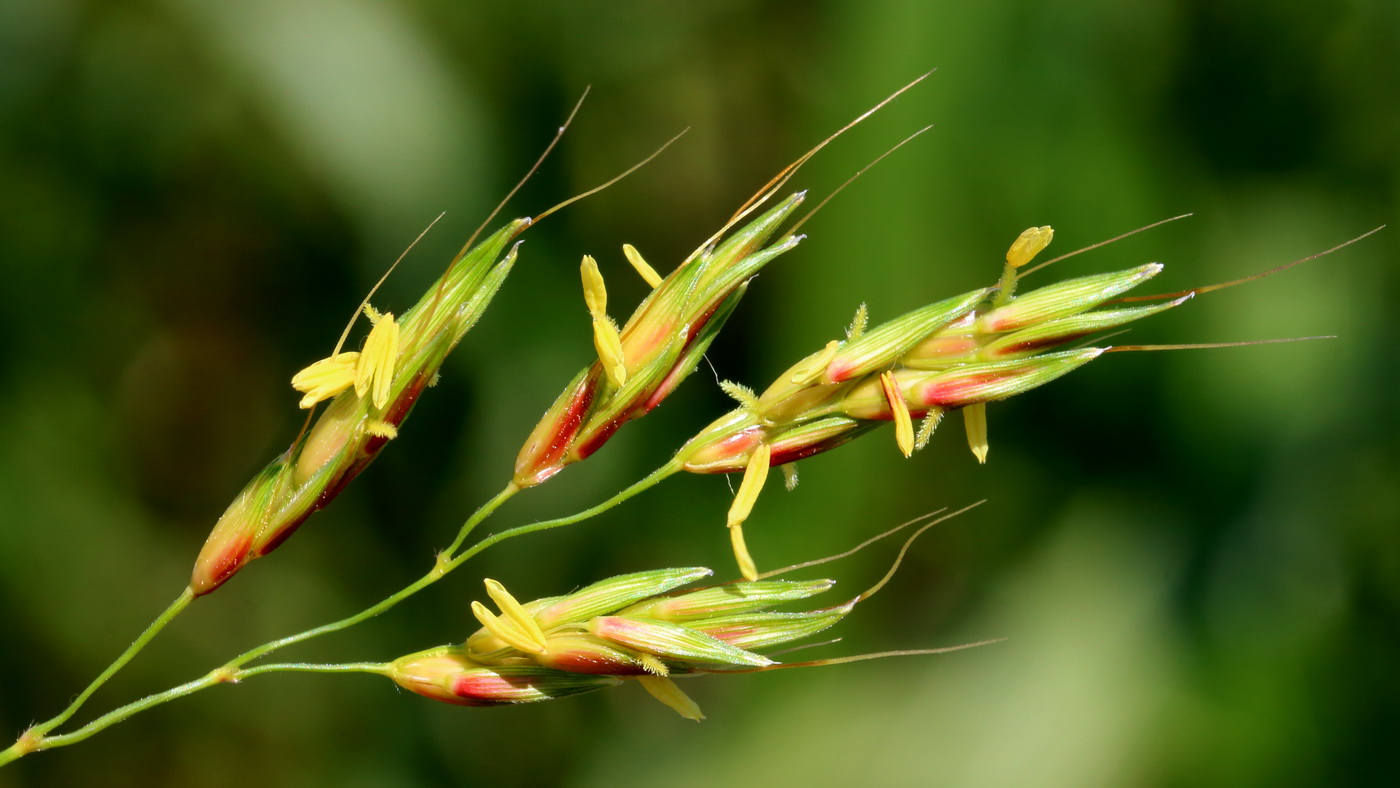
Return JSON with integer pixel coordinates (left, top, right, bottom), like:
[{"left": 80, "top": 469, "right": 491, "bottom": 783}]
[
  {"left": 638, "top": 675, "right": 705, "bottom": 721},
  {"left": 727, "top": 443, "right": 772, "bottom": 581},
  {"left": 790, "top": 340, "right": 841, "bottom": 385},
  {"left": 1006, "top": 225, "right": 1054, "bottom": 268},
  {"left": 581, "top": 255, "right": 629, "bottom": 387},
  {"left": 354, "top": 307, "right": 400, "bottom": 409},
  {"left": 729, "top": 523, "right": 759, "bottom": 584},
  {"left": 880, "top": 371, "right": 915, "bottom": 458},
  {"left": 580, "top": 255, "right": 608, "bottom": 316},
  {"left": 471, "top": 601, "right": 547, "bottom": 655},
  {"left": 593, "top": 317, "right": 628, "bottom": 388},
  {"left": 622, "top": 243, "right": 664, "bottom": 288},
  {"left": 291, "top": 352, "right": 361, "bottom": 409},
  {"left": 963, "top": 402, "right": 989, "bottom": 464},
  {"left": 484, "top": 578, "right": 549, "bottom": 651}
]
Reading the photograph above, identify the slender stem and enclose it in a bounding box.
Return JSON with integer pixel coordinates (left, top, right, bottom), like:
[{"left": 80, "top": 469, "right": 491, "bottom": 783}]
[
  {"left": 442, "top": 483, "right": 518, "bottom": 557},
  {"left": 0, "top": 460, "right": 682, "bottom": 766},
  {"left": 237, "top": 662, "right": 389, "bottom": 679},
  {"left": 30, "top": 588, "right": 195, "bottom": 738},
  {"left": 0, "top": 662, "right": 388, "bottom": 762},
  {"left": 446, "top": 459, "right": 682, "bottom": 572},
  {"left": 228, "top": 459, "right": 679, "bottom": 669}
]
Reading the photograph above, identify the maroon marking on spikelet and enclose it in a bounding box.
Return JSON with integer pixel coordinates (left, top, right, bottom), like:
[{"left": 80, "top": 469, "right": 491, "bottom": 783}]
[
  {"left": 698, "top": 624, "right": 757, "bottom": 643},
  {"left": 687, "top": 427, "right": 765, "bottom": 473},
  {"left": 518, "top": 376, "right": 599, "bottom": 484},
  {"left": 363, "top": 371, "right": 430, "bottom": 455},
  {"left": 919, "top": 372, "right": 1017, "bottom": 407},
  {"left": 253, "top": 509, "right": 315, "bottom": 556},
  {"left": 451, "top": 673, "right": 534, "bottom": 704},
  {"left": 638, "top": 307, "right": 718, "bottom": 415},
  {"left": 825, "top": 359, "right": 856, "bottom": 383},
  {"left": 768, "top": 440, "right": 840, "bottom": 467},
  {"left": 191, "top": 533, "right": 255, "bottom": 596},
  {"left": 574, "top": 417, "right": 623, "bottom": 461},
  {"left": 911, "top": 335, "right": 980, "bottom": 360},
  {"left": 994, "top": 334, "right": 1084, "bottom": 357},
  {"left": 545, "top": 651, "right": 647, "bottom": 676}
]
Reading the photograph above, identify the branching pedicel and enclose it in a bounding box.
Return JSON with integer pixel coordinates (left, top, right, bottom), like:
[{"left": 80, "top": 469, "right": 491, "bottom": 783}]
[{"left": 0, "top": 74, "right": 1373, "bottom": 767}]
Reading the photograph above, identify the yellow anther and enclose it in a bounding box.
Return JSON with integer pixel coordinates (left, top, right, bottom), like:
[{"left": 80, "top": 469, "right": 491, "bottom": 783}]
[
  {"left": 880, "top": 371, "right": 914, "bottom": 458},
  {"left": 729, "top": 521, "right": 758, "bottom": 583},
  {"left": 638, "top": 675, "right": 704, "bottom": 720},
  {"left": 580, "top": 255, "right": 608, "bottom": 316},
  {"left": 728, "top": 443, "right": 772, "bottom": 530},
  {"left": 963, "top": 402, "right": 989, "bottom": 464},
  {"left": 471, "top": 601, "right": 547, "bottom": 655},
  {"left": 789, "top": 340, "right": 841, "bottom": 385},
  {"left": 484, "top": 579, "right": 549, "bottom": 651},
  {"left": 581, "top": 255, "right": 628, "bottom": 387},
  {"left": 593, "top": 317, "right": 628, "bottom": 388},
  {"left": 727, "top": 443, "right": 771, "bottom": 581},
  {"left": 291, "top": 352, "right": 360, "bottom": 408},
  {"left": 622, "top": 243, "right": 663, "bottom": 288},
  {"left": 354, "top": 308, "right": 399, "bottom": 409},
  {"left": 1006, "top": 226, "right": 1054, "bottom": 268}
]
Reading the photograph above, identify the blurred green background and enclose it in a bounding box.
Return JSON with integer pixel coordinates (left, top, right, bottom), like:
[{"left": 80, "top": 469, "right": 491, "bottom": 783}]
[{"left": 2, "top": 0, "right": 1397, "bottom": 785}]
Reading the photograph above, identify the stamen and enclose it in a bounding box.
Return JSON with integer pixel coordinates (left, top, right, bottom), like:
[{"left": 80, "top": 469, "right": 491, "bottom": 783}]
[
  {"left": 622, "top": 243, "right": 664, "bottom": 288},
  {"left": 638, "top": 675, "right": 704, "bottom": 720},
  {"left": 354, "top": 310, "right": 400, "bottom": 409},
  {"left": 1006, "top": 226, "right": 1054, "bottom": 268},
  {"left": 880, "top": 371, "right": 914, "bottom": 457},
  {"left": 291, "top": 352, "right": 360, "bottom": 409},
  {"left": 593, "top": 317, "right": 628, "bottom": 388},
  {"left": 730, "top": 522, "right": 758, "bottom": 583},
  {"left": 996, "top": 226, "right": 1054, "bottom": 307},
  {"left": 581, "top": 255, "right": 628, "bottom": 387},
  {"left": 484, "top": 579, "right": 550, "bottom": 652},
  {"left": 470, "top": 601, "right": 547, "bottom": 655},
  {"left": 963, "top": 402, "right": 989, "bottom": 464},
  {"left": 728, "top": 444, "right": 772, "bottom": 530},
  {"left": 727, "top": 443, "right": 772, "bottom": 581},
  {"left": 580, "top": 255, "right": 608, "bottom": 316}
]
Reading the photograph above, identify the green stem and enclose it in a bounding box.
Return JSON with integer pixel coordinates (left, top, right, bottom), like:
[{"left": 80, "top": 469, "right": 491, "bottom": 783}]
[
  {"left": 442, "top": 483, "right": 518, "bottom": 557},
  {"left": 30, "top": 588, "right": 195, "bottom": 738},
  {"left": 0, "top": 460, "right": 681, "bottom": 766},
  {"left": 0, "top": 662, "right": 387, "bottom": 763},
  {"left": 445, "top": 459, "right": 681, "bottom": 573},
  {"left": 228, "top": 459, "right": 678, "bottom": 669}
]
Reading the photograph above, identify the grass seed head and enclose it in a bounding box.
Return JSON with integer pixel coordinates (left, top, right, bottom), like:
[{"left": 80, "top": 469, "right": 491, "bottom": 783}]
[
  {"left": 670, "top": 226, "right": 1191, "bottom": 572},
  {"left": 189, "top": 220, "right": 528, "bottom": 596},
  {"left": 512, "top": 193, "right": 807, "bottom": 488}
]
